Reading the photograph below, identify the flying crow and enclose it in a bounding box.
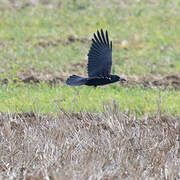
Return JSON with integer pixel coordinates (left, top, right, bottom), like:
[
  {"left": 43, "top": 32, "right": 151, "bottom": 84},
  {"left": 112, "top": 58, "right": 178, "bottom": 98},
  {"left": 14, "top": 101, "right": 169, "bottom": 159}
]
[{"left": 66, "top": 29, "right": 126, "bottom": 87}]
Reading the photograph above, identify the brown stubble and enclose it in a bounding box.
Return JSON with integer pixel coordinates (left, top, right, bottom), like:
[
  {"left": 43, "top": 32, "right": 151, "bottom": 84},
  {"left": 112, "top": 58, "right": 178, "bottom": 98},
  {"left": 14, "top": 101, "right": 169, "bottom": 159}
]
[{"left": 0, "top": 103, "right": 180, "bottom": 179}]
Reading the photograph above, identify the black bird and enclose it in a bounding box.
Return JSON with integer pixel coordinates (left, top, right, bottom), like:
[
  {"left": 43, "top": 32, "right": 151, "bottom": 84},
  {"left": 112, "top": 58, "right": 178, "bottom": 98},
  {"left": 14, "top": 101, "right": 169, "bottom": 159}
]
[{"left": 66, "top": 29, "right": 126, "bottom": 87}]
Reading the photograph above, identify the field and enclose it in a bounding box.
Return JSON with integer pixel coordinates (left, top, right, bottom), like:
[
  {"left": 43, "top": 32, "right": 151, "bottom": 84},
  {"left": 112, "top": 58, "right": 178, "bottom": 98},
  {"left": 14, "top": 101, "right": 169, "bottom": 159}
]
[{"left": 0, "top": 0, "right": 180, "bottom": 179}]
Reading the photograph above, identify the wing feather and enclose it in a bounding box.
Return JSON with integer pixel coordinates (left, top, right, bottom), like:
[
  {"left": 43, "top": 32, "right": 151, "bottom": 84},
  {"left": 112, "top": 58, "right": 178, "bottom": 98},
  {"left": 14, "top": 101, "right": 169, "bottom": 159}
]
[
  {"left": 101, "top": 29, "right": 107, "bottom": 45},
  {"left": 87, "top": 29, "right": 112, "bottom": 77},
  {"left": 106, "top": 31, "right": 109, "bottom": 46},
  {"left": 97, "top": 30, "right": 104, "bottom": 46}
]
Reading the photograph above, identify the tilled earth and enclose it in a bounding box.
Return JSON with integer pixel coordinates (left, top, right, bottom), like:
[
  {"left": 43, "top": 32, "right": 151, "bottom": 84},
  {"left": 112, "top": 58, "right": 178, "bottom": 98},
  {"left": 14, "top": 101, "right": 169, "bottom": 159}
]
[{"left": 1, "top": 67, "right": 180, "bottom": 90}]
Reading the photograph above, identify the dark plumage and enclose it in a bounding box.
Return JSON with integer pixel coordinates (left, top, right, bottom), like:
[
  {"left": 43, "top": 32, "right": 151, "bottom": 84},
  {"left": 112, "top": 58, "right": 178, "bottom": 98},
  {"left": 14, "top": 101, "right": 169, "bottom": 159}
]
[{"left": 66, "top": 29, "right": 126, "bottom": 87}]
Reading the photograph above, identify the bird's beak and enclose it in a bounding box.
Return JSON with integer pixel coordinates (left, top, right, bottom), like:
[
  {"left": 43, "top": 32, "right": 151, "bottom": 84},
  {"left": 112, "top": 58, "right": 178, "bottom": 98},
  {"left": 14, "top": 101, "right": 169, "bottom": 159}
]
[{"left": 119, "top": 78, "right": 126, "bottom": 82}]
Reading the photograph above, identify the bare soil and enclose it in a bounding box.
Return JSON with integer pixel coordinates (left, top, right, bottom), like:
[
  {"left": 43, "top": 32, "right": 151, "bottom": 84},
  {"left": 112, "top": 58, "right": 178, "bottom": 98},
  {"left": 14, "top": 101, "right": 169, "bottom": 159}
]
[
  {"left": 34, "top": 35, "right": 89, "bottom": 48},
  {"left": 126, "top": 74, "right": 180, "bottom": 90},
  {"left": 0, "top": 103, "right": 180, "bottom": 179},
  {"left": 1, "top": 67, "right": 180, "bottom": 90}
]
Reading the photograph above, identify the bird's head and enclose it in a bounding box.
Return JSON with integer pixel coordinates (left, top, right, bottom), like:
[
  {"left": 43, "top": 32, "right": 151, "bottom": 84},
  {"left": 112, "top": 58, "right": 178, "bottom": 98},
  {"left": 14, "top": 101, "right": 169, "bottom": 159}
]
[{"left": 111, "top": 75, "right": 126, "bottom": 83}]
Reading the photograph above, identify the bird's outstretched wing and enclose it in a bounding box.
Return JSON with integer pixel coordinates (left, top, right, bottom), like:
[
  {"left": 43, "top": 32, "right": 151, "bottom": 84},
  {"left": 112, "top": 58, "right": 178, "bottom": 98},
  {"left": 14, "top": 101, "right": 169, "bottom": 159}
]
[{"left": 87, "top": 29, "right": 112, "bottom": 77}]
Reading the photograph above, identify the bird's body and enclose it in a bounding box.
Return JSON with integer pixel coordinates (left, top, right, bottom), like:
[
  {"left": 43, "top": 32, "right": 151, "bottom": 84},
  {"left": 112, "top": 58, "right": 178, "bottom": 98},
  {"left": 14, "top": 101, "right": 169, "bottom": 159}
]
[
  {"left": 67, "top": 75, "right": 121, "bottom": 87},
  {"left": 66, "top": 29, "right": 126, "bottom": 87}
]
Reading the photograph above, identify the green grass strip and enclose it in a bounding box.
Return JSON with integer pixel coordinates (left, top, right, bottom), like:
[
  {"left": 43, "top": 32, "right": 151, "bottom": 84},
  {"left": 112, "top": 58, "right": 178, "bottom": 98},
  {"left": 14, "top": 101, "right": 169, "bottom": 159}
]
[{"left": 0, "top": 83, "right": 179, "bottom": 116}]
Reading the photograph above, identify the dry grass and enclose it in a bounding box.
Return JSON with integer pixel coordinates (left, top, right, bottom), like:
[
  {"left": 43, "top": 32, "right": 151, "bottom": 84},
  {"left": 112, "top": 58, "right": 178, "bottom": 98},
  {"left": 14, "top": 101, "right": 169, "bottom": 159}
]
[{"left": 0, "top": 102, "right": 180, "bottom": 179}]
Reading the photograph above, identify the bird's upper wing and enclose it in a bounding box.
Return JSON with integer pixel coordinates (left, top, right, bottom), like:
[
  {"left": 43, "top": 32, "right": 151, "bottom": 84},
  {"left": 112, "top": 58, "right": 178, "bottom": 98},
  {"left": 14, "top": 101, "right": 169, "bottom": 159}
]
[{"left": 87, "top": 29, "right": 112, "bottom": 77}]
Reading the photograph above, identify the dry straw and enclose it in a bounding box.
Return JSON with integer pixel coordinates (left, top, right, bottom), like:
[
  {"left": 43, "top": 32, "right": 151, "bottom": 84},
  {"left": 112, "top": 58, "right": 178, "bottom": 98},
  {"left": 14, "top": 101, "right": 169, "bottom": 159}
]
[{"left": 0, "top": 102, "right": 180, "bottom": 179}]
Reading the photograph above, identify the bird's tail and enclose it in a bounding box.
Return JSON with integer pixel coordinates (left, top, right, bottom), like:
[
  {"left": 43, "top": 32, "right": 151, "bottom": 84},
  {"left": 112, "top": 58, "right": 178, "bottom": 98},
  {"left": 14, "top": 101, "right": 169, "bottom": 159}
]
[{"left": 66, "top": 75, "right": 87, "bottom": 86}]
